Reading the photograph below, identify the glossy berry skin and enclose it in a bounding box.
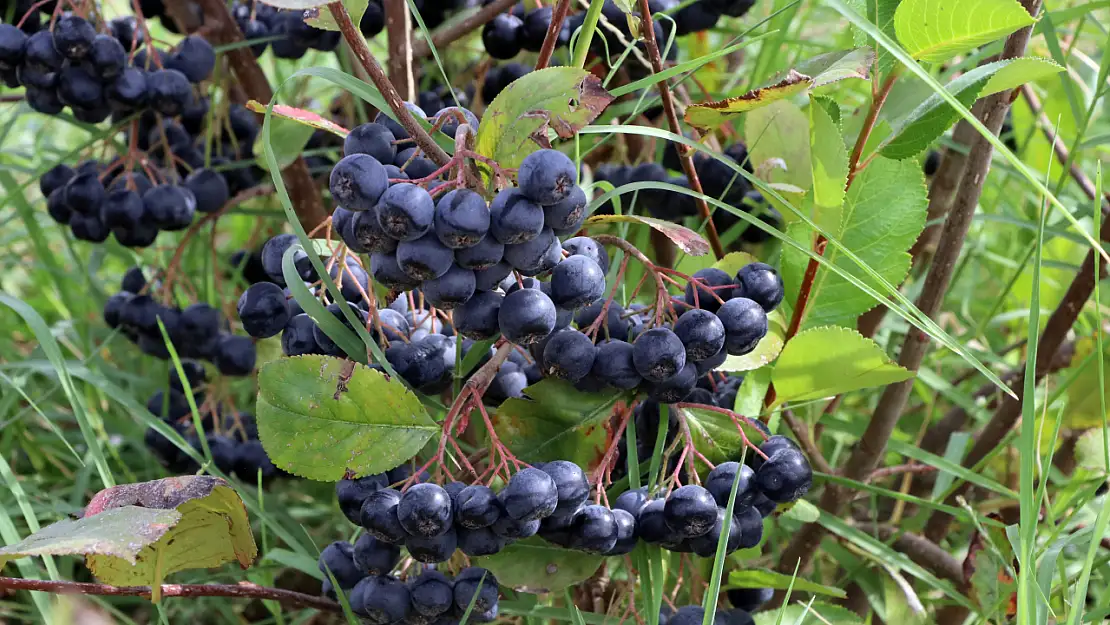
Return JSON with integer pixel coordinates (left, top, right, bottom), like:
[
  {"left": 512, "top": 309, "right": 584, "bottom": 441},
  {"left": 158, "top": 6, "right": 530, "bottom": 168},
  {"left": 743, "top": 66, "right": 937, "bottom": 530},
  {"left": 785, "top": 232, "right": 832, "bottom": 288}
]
[
  {"left": 500, "top": 467, "right": 558, "bottom": 521},
  {"left": 684, "top": 267, "right": 734, "bottom": 313},
  {"left": 751, "top": 435, "right": 799, "bottom": 470},
  {"left": 550, "top": 255, "right": 606, "bottom": 310},
  {"left": 344, "top": 121, "right": 396, "bottom": 164},
  {"left": 590, "top": 340, "right": 642, "bottom": 389},
  {"left": 636, "top": 499, "right": 669, "bottom": 544},
  {"left": 541, "top": 460, "right": 590, "bottom": 517},
  {"left": 353, "top": 533, "right": 401, "bottom": 575},
  {"left": 690, "top": 508, "right": 743, "bottom": 557},
  {"left": 53, "top": 15, "right": 97, "bottom": 60},
  {"left": 633, "top": 327, "right": 687, "bottom": 383},
  {"left": 735, "top": 262, "right": 784, "bottom": 312},
  {"left": 237, "top": 282, "right": 289, "bottom": 339},
  {"left": 732, "top": 505, "right": 764, "bottom": 548},
  {"left": 318, "top": 541, "right": 363, "bottom": 590},
  {"left": 434, "top": 189, "right": 489, "bottom": 249},
  {"left": 504, "top": 227, "right": 560, "bottom": 274},
  {"left": 409, "top": 570, "right": 454, "bottom": 617},
  {"left": 716, "top": 297, "right": 768, "bottom": 356},
  {"left": 282, "top": 314, "right": 320, "bottom": 356},
  {"left": 185, "top": 168, "right": 229, "bottom": 214},
  {"left": 0, "top": 24, "right": 27, "bottom": 71},
  {"left": 214, "top": 335, "right": 256, "bottom": 376},
  {"left": 453, "top": 567, "right": 499, "bottom": 614},
  {"left": 167, "top": 35, "right": 215, "bottom": 83},
  {"left": 606, "top": 508, "right": 638, "bottom": 555},
  {"left": 371, "top": 252, "right": 421, "bottom": 291},
  {"left": 233, "top": 440, "right": 279, "bottom": 481},
  {"left": 491, "top": 514, "right": 540, "bottom": 539},
  {"left": 89, "top": 34, "right": 126, "bottom": 80},
  {"left": 562, "top": 236, "right": 609, "bottom": 274},
  {"left": 405, "top": 528, "right": 458, "bottom": 563},
  {"left": 397, "top": 231, "right": 455, "bottom": 280},
  {"left": 336, "top": 474, "right": 388, "bottom": 524},
  {"left": 754, "top": 448, "right": 812, "bottom": 503},
  {"left": 489, "top": 188, "right": 544, "bottom": 244},
  {"left": 457, "top": 526, "right": 506, "bottom": 556},
  {"left": 455, "top": 291, "right": 503, "bottom": 340},
  {"left": 353, "top": 575, "right": 411, "bottom": 625},
  {"left": 142, "top": 185, "right": 197, "bottom": 231},
  {"left": 647, "top": 362, "right": 697, "bottom": 404},
  {"left": 398, "top": 483, "right": 453, "bottom": 537},
  {"left": 360, "top": 488, "right": 408, "bottom": 544},
  {"left": 378, "top": 182, "right": 435, "bottom": 241},
  {"left": 147, "top": 69, "right": 194, "bottom": 116},
  {"left": 455, "top": 484, "right": 502, "bottom": 529},
  {"left": 727, "top": 587, "right": 773, "bottom": 613},
  {"left": 103, "top": 189, "right": 144, "bottom": 230},
  {"left": 542, "top": 329, "right": 597, "bottom": 382},
  {"left": 706, "top": 462, "right": 757, "bottom": 508},
  {"left": 544, "top": 185, "right": 588, "bottom": 234},
  {"left": 352, "top": 208, "right": 398, "bottom": 254},
  {"left": 423, "top": 264, "right": 476, "bottom": 310},
  {"left": 482, "top": 13, "right": 523, "bottom": 59},
  {"left": 614, "top": 488, "right": 648, "bottom": 517},
  {"left": 567, "top": 504, "right": 618, "bottom": 553},
  {"left": 330, "top": 153, "right": 389, "bottom": 212},
  {"left": 64, "top": 172, "right": 106, "bottom": 215},
  {"left": 498, "top": 287, "right": 557, "bottom": 345},
  {"left": 664, "top": 485, "right": 718, "bottom": 538},
  {"left": 673, "top": 309, "right": 726, "bottom": 362},
  {"left": 517, "top": 149, "right": 576, "bottom": 205},
  {"left": 107, "top": 67, "right": 148, "bottom": 110}
]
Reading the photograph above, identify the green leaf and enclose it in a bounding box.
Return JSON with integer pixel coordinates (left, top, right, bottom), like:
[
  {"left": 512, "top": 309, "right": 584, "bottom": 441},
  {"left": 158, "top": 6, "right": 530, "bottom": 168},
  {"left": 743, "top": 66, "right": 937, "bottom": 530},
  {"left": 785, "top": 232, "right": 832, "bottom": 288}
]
[
  {"left": 256, "top": 354, "right": 437, "bottom": 480},
  {"left": 685, "top": 71, "right": 814, "bottom": 131},
  {"left": 682, "top": 406, "right": 768, "bottom": 464},
  {"left": 0, "top": 507, "right": 180, "bottom": 569},
  {"left": 494, "top": 379, "right": 631, "bottom": 469},
  {"left": 782, "top": 157, "right": 927, "bottom": 327},
  {"left": 809, "top": 94, "right": 849, "bottom": 221},
  {"left": 1063, "top": 340, "right": 1110, "bottom": 430},
  {"left": 793, "top": 48, "right": 876, "bottom": 88},
  {"left": 782, "top": 499, "right": 821, "bottom": 523},
  {"left": 968, "top": 547, "right": 1017, "bottom": 614},
  {"left": 1, "top": 478, "right": 258, "bottom": 595},
  {"left": 729, "top": 569, "right": 847, "bottom": 598},
  {"left": 733, "top": 367, "right": 772, "bottom": 417},
  {"left": 771, "top": 326, "right": 914, "bottom": 406},
  {"left": 745, "top": 100, "right": 812, "bottom": 191},
  {"left": 868, "top": 0, "right": 902, "bottom": 75},
  {"left": 881, "top": 57, "right": 1063, "bottom": 159},
  {"left": 752, "top": 601, "right": 862, "bottom": 625},
  {"left": 254, "top": 106, "right": 317, "bottom": 170},
  {"left": 893, "top": 0, "right": 1037, "bottom": 63},
  {"left": 475, "top": 67, "right": 613, "bottom": 170},
  {"left": 720, "top": 309, "right": 786, "bottom": 373},
  {"left": 303, "top": 0, "right": 368, "bottom": 31},
  {"left": 585, "top": 213, "right": 710, "bottom": 256},
  {"left": 474, "top": 537, "right": 604, "bottom": 593},
  {"left": 1075, "top": 428, "right": 1110, "bottom": 472}
]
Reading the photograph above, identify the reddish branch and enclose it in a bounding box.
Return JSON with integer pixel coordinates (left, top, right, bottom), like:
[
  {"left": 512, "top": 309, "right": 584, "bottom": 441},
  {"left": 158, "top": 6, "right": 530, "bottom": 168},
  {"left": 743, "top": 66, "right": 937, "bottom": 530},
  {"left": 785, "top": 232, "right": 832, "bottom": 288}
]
[
  {"left": 192, "top": 0, "right": 327, "bottom": 231},
  {"left": 0, "top": 576, "right": 340, "bottom": 613},
  {"left": 411, "top": 0, "right": 519, "bottom": 59},
  {"left": 634, "top": 0, "right": 724, "bottom": 261},
  {"left": 534, "top": 0, "right": 572, "bottom": 71},
  {"left": 329, "top": 2, "right": 452, "bottom": 167},
  {"left": 771, "top": 0, "right": 1043, "bottom": 595},
  {"left": 384, "top": 0, "right": 415, "bottom": 100}
]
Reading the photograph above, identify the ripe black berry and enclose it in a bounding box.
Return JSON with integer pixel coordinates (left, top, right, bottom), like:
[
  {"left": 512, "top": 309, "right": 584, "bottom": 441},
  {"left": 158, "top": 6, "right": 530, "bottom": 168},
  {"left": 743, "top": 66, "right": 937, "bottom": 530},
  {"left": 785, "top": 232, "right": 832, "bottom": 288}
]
[
  {"left": 517, "top": 149, "right": 576, "bottom": 205},
  {"left": 398, "top": 483, "right": 453, "bottom": 537},
  {"left": 167, "top": 35, "right": 215, "bottom": 83},
  {"left": 684, "top": 267, "right": 734, "bottom": 313},
  {"left": 542, "top": 329, "right": 597, "bottom": 382},
  {"left": 489, "top": 188, "right": 544, "bottom": 244},
  {"left": 663, "top": 485, "right": 717, "bottom": 538},
  {"left": 482, "top": 13, "right": 523, "bottom": 59},
  {"left": 405, "top": 528, "right": 458, "bottom": 563},
  {"left": 500, "top": 467, "right": 558, "bottom": 521},
  {"left": 147, "top": 69, "right": 194, "bottom": 117},
  {"left": 434, "top": 189, "right": 490, "bottom": 249},
  {"left": 455, "top": 290, "right": 503, "bottom": 340},
  {"left": 397, "top": 231, "right": 455, "bottom": 280},
  {"left": 408, "top": 570, "right": 454, "bottom": 617},
  {"left": 734, "top": 262, "right": 784, "bottom": 312},
  {"left": 632, "top": 327, "right": 687, "bottom": 383},
  {"left": 498, "top": 287, "right": 556, "bottom": 345},
  {"left": 237, "top": 282, "right": 290, "bottom": 339},
  {"left": 213, "top": 334, "right": 256, "bottom": 376},
  {"left": 706, "top": 461, "right": 757, "bottom": 508},
  {"left": 541, "top": 460, "right": 590, "bottom": 516},
  {"left": 360, "top": 488, "right": 408, "bottom": 544},
  {"left": 453, "top": 567, "right": 499, "bottom": 614},
  {"left": 422, "top": 264, "right": 476, "bottom": 309},
  {"left": 754, "top": 447, "right": 812, "bottom": 503},
  {"left": 318, "top": 541, "right": 363, "bottom": 590},
  {"left": 455, "top": 484, "right": 502, "bottom": 529},
  {"left": 716, "top": 297, "right": 768, "bottom": 356},
  {"left": 353, "top": 575, "right": 411, "bottom": 625},
  {"left": 504, "top": 227, "right": 560, "bottom": 274},
  {"left": 733, "top": 505, "right": 764, "bottom": 548},
  {"left": 648, "top": 362, "right": 697, "bottom": 404},
  {"left": 330, "top": 153, "right": 389, "bottom": 212},
  {"left": 52, "top": 14, "right": 97, "bottom": 60},
  {"left": 458, "top": 526, "right": 506, "bottom": 556},
  {"left": 353, "top": 533, "right": 400, "bottom": 575},
  {"left": 345, "top": 121, "right": 396, "bottom": 163},
  {"left": 673, "top": 308, "right": 726, "bottom": 362},
  {"left": 377, "top": 182, "right": 435, "bottom": 241},
  {"left": 185, "top": 168, "right": 230, "bottom": 214}
]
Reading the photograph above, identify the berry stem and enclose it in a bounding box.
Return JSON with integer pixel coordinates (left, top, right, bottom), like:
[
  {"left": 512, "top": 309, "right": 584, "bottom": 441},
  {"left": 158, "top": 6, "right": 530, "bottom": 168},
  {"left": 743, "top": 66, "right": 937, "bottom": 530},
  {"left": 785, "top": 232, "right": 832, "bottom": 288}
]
[
  {"left": 327, "top": 2, "right": 452, "bottom": 167},
  {"left": 0, "top": 576, "right": 341, "bottom": 613}
]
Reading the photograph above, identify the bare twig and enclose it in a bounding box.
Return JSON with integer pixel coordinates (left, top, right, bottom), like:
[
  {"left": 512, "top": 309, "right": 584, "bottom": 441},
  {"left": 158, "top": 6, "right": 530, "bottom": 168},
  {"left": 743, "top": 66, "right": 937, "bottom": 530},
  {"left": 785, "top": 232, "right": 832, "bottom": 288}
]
[
  {"left": 329, "top": 2, "right": 452, "bottom": 167},
  {"left": 771, "top": 0, "right": 1043, "bottom": 592},
  {"left": 634, "top": 0, "right": 724, "bottom": 261},
  {"left": 384, "top": 0, "right": 414, "bottom": 100},
  {"left": 534, "top": 0, "right": 572, "bottom": 71},
  {"left": 851, "top": 525, "right": 964, "bottom": 586},
  {"left": 0, "top": 576, "right": 340, "bottom": 613},
  {"left": 781, "top": 410, "right": 833, "bottom": 475},
  {"left": 192, "top": 0, "right": 327, "bottom": 231},
  {"left": 412, "top": 0, "right": 519, "bottom": 59}
]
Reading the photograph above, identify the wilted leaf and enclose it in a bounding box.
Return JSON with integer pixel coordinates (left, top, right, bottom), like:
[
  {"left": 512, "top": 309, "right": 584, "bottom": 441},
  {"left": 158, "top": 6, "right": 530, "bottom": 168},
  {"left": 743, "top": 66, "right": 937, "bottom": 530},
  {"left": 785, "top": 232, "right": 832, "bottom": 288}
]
[
  {"left": 247, "top": 100, "right": 350, "bottom": 138},
  {"left": 257, "top": 355, "right": 437, "bottom": 481},
  {"left": 0, "top": 507, "right": 180, "bottom": 569},
  {"left": 793, "top": 48, "right": 875, "bottom": 88},
  {"left": 475, "top": 67, "right": 612, "bottom": 170},
  {"left": 685, "top": 70, "right": 814, "bottom": 131},
  {"left": 474, "top": 537, "right": 603, "bottom": 593},
  {"left": 584, "top": 214, "right": 710, "bottom": 256}
]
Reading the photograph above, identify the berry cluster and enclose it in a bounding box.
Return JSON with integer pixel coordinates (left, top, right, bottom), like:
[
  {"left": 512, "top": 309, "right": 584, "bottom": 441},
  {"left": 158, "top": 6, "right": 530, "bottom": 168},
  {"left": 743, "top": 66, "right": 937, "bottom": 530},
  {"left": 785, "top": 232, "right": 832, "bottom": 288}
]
[
  {"left": 142, "top": 370, "right": 279, "bottom": 481},
  {"left": 229, "top": 1, "right": 340, "bottom": 59},
  {"left": 104, "top": 267, "right": 257, "bottom": 374},
  {"left": 319, "top": 537, "right": 502, "bottom": 625}
]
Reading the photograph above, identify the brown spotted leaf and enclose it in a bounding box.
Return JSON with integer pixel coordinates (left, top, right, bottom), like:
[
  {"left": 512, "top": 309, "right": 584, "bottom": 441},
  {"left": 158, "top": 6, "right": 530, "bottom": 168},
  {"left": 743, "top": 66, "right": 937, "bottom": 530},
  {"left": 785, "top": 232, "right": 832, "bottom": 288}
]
[
  {"left": 793, "top": 47, "right": 875, "bottom": 88},
  {"left": 585, "top": 214, "right": 711, "bottom": 256},
  {"left": 246, "top": 100, "right": 350, "bottom": 138},
  {"left": 475, "top": 67, "right": 613, "bottom": 170},
  {"left": 684, "top": 70, "right": 814, "bottom": 131}
]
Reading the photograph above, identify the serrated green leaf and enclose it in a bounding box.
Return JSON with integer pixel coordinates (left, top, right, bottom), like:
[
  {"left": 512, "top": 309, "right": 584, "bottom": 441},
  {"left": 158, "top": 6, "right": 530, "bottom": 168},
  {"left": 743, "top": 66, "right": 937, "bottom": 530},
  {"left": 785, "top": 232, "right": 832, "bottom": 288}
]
[
  {"left": 871, "top": 0, "right": 902, "bottom": 75},
  {"left": 494, "top": 379, "right": 631, "bottom": 469},
  {"left": 686, "top": 71, "right": 814, "bottom": 131},
  {"left": 475, "top": 67, "right": 612, "bottom": 170},
  {"left": 729, "top": 569, "right": 847, "bottom": 598},
  {"left": 782, "top": 157, "right": 927, "bottom": 327},
  {"left": 474, "top": 537, "right": 604, "bottom": 594},
  {"left": 746, "top": 100, "right": 813, "bottom": 191},
  {"left": 771, "top": 326, "right": 914, "bottom": 406},
  {"left": 256, "top": 354, "right": 436, "bottom": 480},
  {"left": 0, "top": 507, "right": 180, "bottom": 569},
  {"left": 1075, "top": 428, "right": 1110, "bottom": 472},
  {"left": 683, "top": 406, "right": 769, "bottom": 464},
  {"left": 881, "top": 57, "right": 1063, "bottom": 159},
  {"left": 894, "top": 0, "right": 1037, "bottom": 63},
  {"left": 809, "top": 95, "right": 849, "bottom": 220},
  {"left": 303, "top": 0, "right": 368, "bottom": 31}
]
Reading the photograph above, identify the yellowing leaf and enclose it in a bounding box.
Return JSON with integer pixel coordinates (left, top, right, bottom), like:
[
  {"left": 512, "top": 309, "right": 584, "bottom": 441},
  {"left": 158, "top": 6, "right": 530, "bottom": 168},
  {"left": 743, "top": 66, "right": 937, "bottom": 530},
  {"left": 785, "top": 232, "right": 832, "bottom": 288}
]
[
  {"left": 685, "top": 70, "right": 814, "bottom": 131},
  {"left": 894, "top": 0, "right": 1037, "bottom": 63}
]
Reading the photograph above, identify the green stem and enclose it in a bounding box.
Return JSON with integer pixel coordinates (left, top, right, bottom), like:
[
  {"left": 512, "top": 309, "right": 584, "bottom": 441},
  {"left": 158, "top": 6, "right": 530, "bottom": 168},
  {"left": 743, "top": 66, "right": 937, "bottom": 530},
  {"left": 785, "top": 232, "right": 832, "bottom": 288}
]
[{"left": 573, "top": 0, "right": 605, "bottom": 69}]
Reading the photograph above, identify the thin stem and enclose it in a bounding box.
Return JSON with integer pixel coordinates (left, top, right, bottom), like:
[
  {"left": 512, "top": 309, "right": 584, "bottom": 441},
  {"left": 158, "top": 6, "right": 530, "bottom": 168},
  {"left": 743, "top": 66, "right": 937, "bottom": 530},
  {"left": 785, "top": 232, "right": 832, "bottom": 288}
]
[
  {"left": 534, "top": 0, "right": 573, "bottom": 70},
  {"left": 634, "top": 0, "right": 724, "bottom": 260},
  {"left": 0, "top": 576, "right": 340, "bottom": 613},
  {"left": 328, "top": 2, "right": 452, "bottom": 167},
  {"left": 572, "top": 0, "right": 605, "bottom": 68}
]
